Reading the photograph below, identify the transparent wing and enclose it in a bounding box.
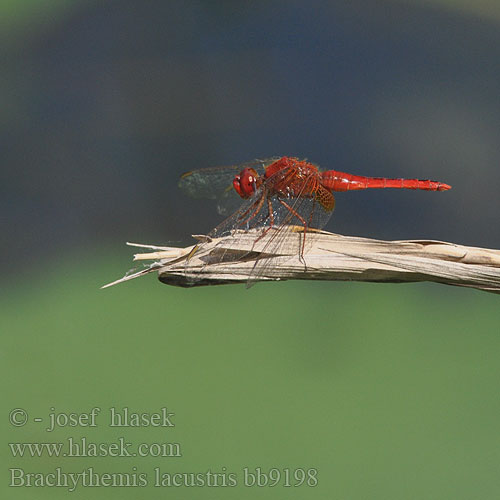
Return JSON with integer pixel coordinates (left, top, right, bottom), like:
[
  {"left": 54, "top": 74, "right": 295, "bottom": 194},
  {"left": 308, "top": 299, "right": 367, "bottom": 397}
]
[
  {"left": 178, "top": 166, "right": 240, "bottom": 200},
  {"left": 178, "top": 158, "right": 279, "bottom": 199},
  {"left": 242, "top": 189, "right": 334, "bottom": 287},
  {"left": 178, "top": 158, "right": 280, "bottom": 216}
]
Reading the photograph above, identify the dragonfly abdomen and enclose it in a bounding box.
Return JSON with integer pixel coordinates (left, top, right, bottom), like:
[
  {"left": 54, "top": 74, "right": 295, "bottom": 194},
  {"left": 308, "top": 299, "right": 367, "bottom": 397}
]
[{"left": 321, "top": 171, "right": 451, "bottom": 192}]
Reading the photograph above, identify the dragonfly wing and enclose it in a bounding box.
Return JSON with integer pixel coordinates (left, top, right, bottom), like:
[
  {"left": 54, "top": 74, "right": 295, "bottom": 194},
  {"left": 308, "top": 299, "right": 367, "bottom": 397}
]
[
  {"left": 179, "top": 158, "right": 280, "bottom": 216},
  {"left": 243, "top": 196, "right": 333, "bottom": 287},
  {"left": 178, "top": 158, "right": 279, "bottom": 199},
  {"left": 181, "top": 186, "right": 271, "bottom": 282},
  {"left": 178, "top": 166, "right": 241, "bottom": 200}
]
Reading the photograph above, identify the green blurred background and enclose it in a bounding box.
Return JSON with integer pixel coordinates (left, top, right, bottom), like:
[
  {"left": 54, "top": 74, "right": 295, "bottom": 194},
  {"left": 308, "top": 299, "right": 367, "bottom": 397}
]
[{"left": 2, "top": 1, "right": 500, "bottom": 498}]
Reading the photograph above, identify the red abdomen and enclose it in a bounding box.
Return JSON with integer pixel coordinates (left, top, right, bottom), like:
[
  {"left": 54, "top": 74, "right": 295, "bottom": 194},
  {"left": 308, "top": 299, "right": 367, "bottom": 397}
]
[{"left": 321, "top": 171, "right": 451, "bottom": 192}]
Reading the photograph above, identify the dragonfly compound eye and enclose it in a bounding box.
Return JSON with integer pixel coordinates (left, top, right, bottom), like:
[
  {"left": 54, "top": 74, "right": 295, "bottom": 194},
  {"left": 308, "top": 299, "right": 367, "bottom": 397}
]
[{"left": 233, "top": 168, "right": 259, "bottom": 199}]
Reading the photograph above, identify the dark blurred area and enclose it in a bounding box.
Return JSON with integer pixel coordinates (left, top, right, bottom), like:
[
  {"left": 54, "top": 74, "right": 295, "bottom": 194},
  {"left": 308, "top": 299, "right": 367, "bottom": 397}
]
[{"left": 2, "top": 0, "right": 500, "bottom": 273}]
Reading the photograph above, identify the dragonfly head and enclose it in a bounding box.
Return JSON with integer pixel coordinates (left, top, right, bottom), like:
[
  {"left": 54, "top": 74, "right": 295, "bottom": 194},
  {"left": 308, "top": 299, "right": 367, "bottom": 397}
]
[{"left": 233, "top": 167, "right": 261, "bottom": 199}]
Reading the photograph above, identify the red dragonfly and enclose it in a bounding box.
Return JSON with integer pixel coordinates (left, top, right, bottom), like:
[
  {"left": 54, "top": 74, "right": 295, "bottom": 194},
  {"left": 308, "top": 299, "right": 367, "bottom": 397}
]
[{"left": 179, "top": 156, "right": 451, "bottom": 280}]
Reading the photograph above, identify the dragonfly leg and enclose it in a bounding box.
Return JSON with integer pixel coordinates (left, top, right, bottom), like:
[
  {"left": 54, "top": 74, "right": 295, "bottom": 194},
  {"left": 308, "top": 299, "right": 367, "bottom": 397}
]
[
  {"left": 278, "top": 199, "right": 309, "bottom": 265},
  {"left": 254, "top": 197, "right": 275, "bottom": 244},
  {"left": 236, "top": 193, "right": 265, "bottom": 229}
]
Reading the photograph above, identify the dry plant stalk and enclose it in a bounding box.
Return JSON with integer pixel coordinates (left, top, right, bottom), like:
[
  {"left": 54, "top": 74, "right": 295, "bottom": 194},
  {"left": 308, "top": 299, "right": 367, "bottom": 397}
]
[{"left": 102, "top": 227, "right": 500, "bottom": 294}]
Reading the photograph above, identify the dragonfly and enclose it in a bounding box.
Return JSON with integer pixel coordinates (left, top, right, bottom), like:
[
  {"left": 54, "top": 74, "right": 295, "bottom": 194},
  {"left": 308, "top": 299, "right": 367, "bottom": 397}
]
[{"left": 179, "top": 156, "right": 451, "bottom": 283}]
